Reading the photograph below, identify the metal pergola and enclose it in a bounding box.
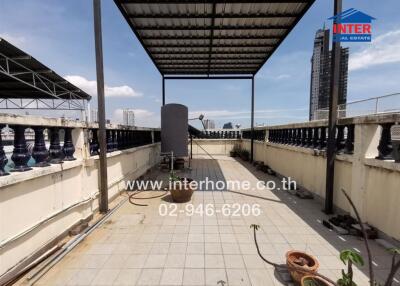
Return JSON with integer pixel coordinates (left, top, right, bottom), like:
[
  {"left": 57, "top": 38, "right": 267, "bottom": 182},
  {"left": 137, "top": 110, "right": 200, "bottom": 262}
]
[
  {"left": 0, "top": 38, "right": 91, "bottom": 110},
  {"left": 93, "top": 0, "right": 342, "bottom": 214}
]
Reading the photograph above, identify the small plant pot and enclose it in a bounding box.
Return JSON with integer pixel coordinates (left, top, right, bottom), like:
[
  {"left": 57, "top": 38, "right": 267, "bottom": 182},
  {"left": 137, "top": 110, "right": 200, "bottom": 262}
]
[
  {"left": 301, "top": 275, "right": 332, "bottom": 286},
  {"left": 286, "top": 250, "right": 319, "bottom": 284},
  {"left": 229, "top": 151, "right": 236, "bottom": 157},
  {"left": 170, "top": 178, "right": 195, "bottom": 203}
]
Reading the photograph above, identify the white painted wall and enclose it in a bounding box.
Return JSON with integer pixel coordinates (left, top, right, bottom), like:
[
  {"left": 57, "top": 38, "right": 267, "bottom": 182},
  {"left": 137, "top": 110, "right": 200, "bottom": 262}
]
[{"left": 0, "top": 114, "right": 160, "bottom": 276}]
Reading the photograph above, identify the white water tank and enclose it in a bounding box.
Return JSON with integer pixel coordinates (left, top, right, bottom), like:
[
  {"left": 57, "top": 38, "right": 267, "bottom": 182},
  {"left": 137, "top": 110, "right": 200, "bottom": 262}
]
[{"left": 161, "top": 103, "right": 188, "bottom": 157}]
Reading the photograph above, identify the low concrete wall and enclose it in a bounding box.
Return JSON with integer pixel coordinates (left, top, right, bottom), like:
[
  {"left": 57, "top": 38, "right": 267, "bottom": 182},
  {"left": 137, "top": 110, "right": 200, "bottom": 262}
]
[
  {"left": 0, "top": 114, "right": 160, "bottom": 277},
  {"left": 190, "top": 139, "right": 238, "bottom": 156},
  {"left": 241, "top": 113, "right": 400, "bottom": 241}
]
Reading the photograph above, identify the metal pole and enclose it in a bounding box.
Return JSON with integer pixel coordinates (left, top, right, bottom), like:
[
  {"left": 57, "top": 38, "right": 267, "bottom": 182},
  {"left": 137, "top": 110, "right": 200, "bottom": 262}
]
[
  {"left": 325, "top": 0, "right": 342, "bottom": 214},
  {"left": 162, "top": 76, "right": 165, "bottom": 106},
  {"left": 93, "top": 0, "right": 108, "bottom": 214},
  {"left": 250, "top": 76, "right": 255, "bottom": 163}
]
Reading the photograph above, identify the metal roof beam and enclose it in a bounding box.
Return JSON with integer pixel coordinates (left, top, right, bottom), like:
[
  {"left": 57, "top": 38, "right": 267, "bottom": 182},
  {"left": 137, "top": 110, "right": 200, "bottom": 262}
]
[
  {"left": 136, "top": 25, "right": 291, "bottom": 30},
  {"left": 146, "top": 44, "right": 275, "bottom": 48},
  {"left": 159, "top": 64, "right": 259, "bottom": 67},
  {"left": 162, "top": 67, "right": 256, "bottom": 70},
  {"left": 163, "top": 76, "right": 254, "bottom": 80},
  {"left": 156, "top": 60, "right": 264, "bottom": 64},
  {"left": 151, "top": 51, "right": 269, "bottom": 55},
  {"left": 154, "top": 57, "right": 265, "bottom": 61},
  {"left": 128, "top": 12, "right": 299, "bottom": 19},
  {"left": 121, "top": 0, "right": 309, "bottom": 3},
  {"left": 141, "top": 35, "right": 281, "bottom": 40}
]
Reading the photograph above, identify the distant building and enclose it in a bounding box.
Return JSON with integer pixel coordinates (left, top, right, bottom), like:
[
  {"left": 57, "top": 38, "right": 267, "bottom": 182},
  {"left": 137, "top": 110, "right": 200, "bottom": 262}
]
[
  {"left": 123, "top": 109, "right": 135, "bottom": 126},
  {"left": 223, "top": 122, "right": 233, "bottom": 129},
  {"left": 309, "top": 28, "right": 349, "bottom": 121},
  {"left": 90, "top": 108, "right": 98, "bottom": 122},
  {"left": 203, "top": 119, "right": 215, "bottom": 129}
]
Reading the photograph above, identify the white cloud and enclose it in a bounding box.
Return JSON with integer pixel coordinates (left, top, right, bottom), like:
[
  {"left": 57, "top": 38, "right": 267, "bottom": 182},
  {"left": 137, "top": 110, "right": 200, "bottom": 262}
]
[
  {"left": 113, "top": 108, "right": 159, "bottom": 127},
  {"left": 349, "top": 29, "right": 400, "bottom": 71},
  {"left": 189, "top": 108, "right": 308, "bottom": 120},
  {"left": 0, "top": 33, "right": 26, "bottom": 45},
  {"left": 256, "top": 73, "right": 291, "bottom": 81},
  {"left": 64, "top": 75, "right": 142, "bottom": 97}
]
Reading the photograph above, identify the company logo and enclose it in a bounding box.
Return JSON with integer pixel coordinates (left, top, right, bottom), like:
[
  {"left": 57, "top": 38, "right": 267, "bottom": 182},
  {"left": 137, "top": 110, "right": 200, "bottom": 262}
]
[{"left": 328, "top": 8, "right": 376, "bottom": 42}]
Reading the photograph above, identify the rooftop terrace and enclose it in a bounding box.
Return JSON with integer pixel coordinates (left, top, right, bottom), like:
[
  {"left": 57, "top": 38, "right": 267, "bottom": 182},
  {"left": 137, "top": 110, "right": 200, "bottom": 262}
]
[{"left": 15, "top": 156, "right": 396, "bottom": 286}]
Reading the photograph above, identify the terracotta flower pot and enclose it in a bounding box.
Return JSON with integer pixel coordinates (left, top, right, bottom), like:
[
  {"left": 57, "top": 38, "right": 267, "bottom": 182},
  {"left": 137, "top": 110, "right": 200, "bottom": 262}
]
[
  {"left": 301, "top": 275, "right": 332, "bottom": 286},
  {"left": 170, "top": 178, "right": 195, "bottom": 203},
  {"left": 286, "top": 250, "right": 319, "bottom": 284}
]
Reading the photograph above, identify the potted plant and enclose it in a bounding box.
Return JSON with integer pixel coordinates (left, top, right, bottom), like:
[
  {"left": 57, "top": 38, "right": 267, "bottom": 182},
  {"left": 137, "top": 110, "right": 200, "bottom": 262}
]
[
  {"left": 302, "top": 276, "right": 333, "bottom": 286},
  {"left": 240, "top": 149, "right": 250, "bottom": 161},
  {"left": 230, "top": 144, "right": 241, "bottom": 157},
  {"left": 169, "top": 171, "right": 195, "bottom": 203},
  {"left": 286, "top": 250, "right": 319, "bottom": 284}
]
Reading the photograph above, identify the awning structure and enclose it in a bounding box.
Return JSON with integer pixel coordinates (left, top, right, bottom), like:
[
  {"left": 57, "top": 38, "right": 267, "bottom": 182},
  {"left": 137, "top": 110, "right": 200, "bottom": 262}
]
[
  {"left": 114, "top": 0, "right": 315, "bottom": 76},
  {"left": 0, "top": 38, "right": 91, "bottom": 110}
]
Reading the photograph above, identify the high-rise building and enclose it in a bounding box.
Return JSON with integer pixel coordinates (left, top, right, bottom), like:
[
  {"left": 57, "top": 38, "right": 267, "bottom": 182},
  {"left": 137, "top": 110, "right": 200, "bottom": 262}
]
[
  {"left": 123, "top": 109, "right": 135, "bottom": 126},
  {"left": 309, "top": 28, "right": 349, "bottom": 121},
  {"left": 223, "top": 122, "right": 233, "bottom": 129},
  {"left": 203, "top": 119, "right": 215, "bottom": 129}
]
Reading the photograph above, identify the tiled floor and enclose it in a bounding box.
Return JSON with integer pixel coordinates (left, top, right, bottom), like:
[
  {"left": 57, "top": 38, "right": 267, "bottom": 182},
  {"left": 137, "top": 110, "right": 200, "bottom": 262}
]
[{"left": 32, "top": 156, "right": 398, "bottom": 286}]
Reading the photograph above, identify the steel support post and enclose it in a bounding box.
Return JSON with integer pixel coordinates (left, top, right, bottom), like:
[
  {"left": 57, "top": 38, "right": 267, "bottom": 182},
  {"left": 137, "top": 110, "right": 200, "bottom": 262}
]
[
  {"left": 93, "top": 0, "right": 108, "bottom": 213},
  {"left": 250, "top": 76, "right": 255, "bottom": 163},
  {"left": 325, "top": 0, "right": 342, "bottom": 214},
  {"left": 162, "top": 76, "right": 165, "bottom": 106}
]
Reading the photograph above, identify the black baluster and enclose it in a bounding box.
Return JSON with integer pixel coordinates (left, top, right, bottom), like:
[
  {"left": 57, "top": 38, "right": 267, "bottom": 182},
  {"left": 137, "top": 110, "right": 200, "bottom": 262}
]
[
  {"left": 287, "top": 129, "right": 293, "bottom": 145},
  {"left": 112, "top": 130, "right": 118, "bottom": 151},
  {"left": 301, "top": 127, "right": 307, "bottom": 146},
  {"left": 0, "top": 124, "right": 9, "bottom": 176},
  {"left": 344, "top": 124, "right": 354, "bottom": 154},
  {"left": 312, "top": 127, "right": 319, "bottom": 148},
  {"left": 318, "top": 126, "right": 327, "bottom": 150},
  {"left": 49, "top": 127, "right": 63, "bottom": 164},
  {"left": 336, "top": 125, "right": 345, "bottom": 153},
  {"left": 10, "top": 125, "right": 32, "bottom": 171},
  {"left": 306, "top": 128, "right": 313, "bottom": 148},
  {"left": 32, "top": 126, "right": 50, "bottom": 167},
  {"left": 376, "top": 123, "right": 393, "bottom": 160},
  {"left": 63, "top": 128, "right": 76, "bottom": 161},
  {"left": 90, "top": 129, "right": 99, "bottom": 156},
  {"left": 281, "top": 129, "right": 287, "bottom": 144},
  {"left": 296, "top": 128, "right": 302, "bottom": 146},
  {"left": 106, "top": 129, "right": 113, "bottom": 152},
  {"left": 117, "top": 130, "right": 123, "bottom": 150}
]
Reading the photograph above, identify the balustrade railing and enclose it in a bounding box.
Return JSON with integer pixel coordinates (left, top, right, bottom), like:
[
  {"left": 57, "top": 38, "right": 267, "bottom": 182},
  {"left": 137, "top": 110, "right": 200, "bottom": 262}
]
[
  {"left": 0, "top": 119, "right": 159, "bottom": 175},
  {"left": 195, "top": 130, "right": 241, "bottom": 139},
  {"left": 88, "top": 128, "right": 154, "bottom": 156},
  {"left": 266, "top": 124, "right": 353, "bottom": 154},
  {"left": 241, "top": 114, "right": 400, "bottom": 162}
]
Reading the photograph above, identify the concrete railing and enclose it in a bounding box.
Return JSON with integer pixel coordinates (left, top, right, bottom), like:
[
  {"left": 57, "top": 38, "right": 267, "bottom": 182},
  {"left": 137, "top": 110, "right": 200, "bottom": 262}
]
[
  {"left": 241, "top": 113, "right": 400, "bottom": 241},
  {"left": 0, "top": 114, "right": 160, "bottom": 277}
]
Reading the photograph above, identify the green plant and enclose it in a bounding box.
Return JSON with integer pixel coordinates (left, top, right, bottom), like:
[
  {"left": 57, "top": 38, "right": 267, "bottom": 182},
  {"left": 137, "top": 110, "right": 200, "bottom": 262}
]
[
  {"left": 250, "top": 224, "right": 337, "bottom": 285},
  {"left": 240, "top": 149, "right": 250, "bottom": 160},
  {"left": 337, "top": 249, "right": 364, "bottom": 286},
  {"left": 169, "top": 170, "right": 180, "bottom": 182}
]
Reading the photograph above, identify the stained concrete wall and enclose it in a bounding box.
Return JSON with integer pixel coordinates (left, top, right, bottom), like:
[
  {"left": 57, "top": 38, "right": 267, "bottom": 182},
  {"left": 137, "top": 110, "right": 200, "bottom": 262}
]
[
  {"left": 241, "top": 113, "right": 400, "bottom": 241},
  {"left": 0, "top": 114, "right": 160, "bottom": 277},
  {"left": 190, "top": 139, "right": 239, "bottom": 156}
]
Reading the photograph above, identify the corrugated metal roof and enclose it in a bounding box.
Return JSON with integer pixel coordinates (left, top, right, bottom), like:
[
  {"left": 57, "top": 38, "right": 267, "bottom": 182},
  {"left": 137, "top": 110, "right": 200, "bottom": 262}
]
[
  {"left": 0, "top": 38, "right": 91, "bottom": 100},
  {"left": 114, "top": 0, "right": 315, "bottom": 75}
]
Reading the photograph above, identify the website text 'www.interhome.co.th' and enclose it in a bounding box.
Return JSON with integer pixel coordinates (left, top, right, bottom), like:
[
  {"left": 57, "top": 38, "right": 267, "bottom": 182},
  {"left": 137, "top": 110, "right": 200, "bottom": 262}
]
[{"left": 125, "top": 177, "right": 297, "bottom": 192}]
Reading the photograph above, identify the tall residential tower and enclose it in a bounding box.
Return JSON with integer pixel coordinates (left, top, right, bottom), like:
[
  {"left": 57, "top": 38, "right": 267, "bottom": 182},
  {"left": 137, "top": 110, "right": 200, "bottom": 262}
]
[{"left": 309, "top": 28, "right": 349, "bottom": 120}]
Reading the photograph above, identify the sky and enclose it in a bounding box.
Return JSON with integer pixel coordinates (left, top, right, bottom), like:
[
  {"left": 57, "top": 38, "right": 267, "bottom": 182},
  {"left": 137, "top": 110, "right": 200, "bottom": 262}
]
[{"left": 0, "top": 0, "right": 399, "bottom": 128}]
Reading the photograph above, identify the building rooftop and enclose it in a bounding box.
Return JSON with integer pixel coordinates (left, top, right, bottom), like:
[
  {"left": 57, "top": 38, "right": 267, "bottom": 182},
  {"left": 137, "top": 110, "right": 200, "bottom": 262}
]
[{"left": 25, "top": 156, "right": 397, "bottom": 286}]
